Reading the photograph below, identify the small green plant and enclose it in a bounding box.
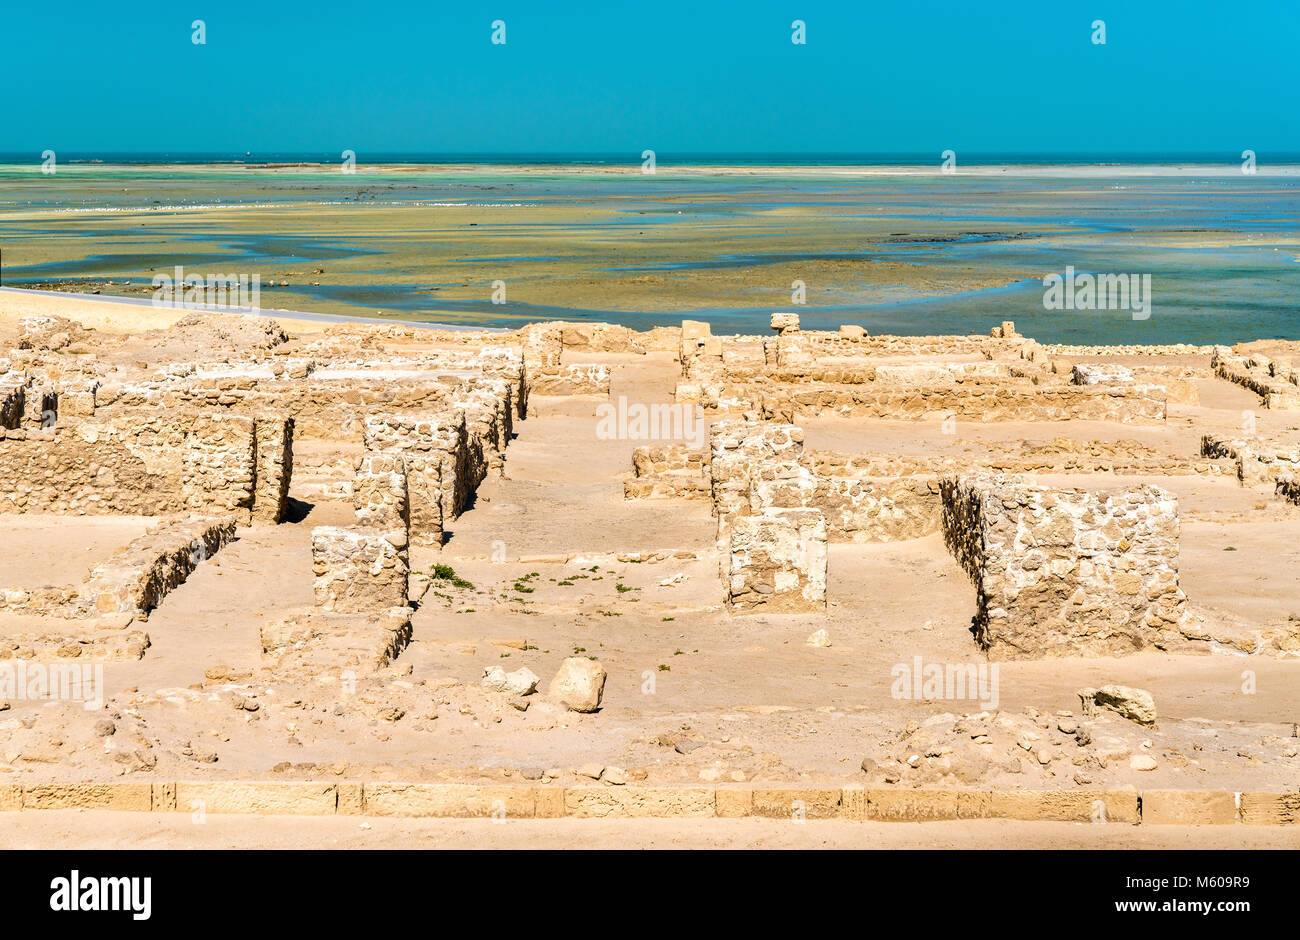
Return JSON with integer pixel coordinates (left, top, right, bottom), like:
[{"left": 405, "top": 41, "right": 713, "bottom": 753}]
[{"left": 431, "top": 564, "right": 474, "bottom": 590}]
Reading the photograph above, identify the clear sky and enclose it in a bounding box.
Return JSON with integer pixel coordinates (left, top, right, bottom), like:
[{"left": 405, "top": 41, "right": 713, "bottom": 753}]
[{"left": 4, "top": 0, "right": 1297, "bottom": 156}]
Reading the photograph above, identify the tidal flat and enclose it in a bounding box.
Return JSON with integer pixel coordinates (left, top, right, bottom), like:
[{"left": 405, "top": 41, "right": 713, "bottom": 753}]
[{"left": 1, "top": 162, "right": 1297, "bottom": 343}]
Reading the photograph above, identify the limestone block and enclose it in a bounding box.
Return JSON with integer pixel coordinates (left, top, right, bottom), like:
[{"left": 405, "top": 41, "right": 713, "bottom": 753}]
[
  {"left": 547, "top": 657, "right": 607, "bottom": 712},
  {"left": 770, "top": 312, "right": 800, "bottom": 335}
]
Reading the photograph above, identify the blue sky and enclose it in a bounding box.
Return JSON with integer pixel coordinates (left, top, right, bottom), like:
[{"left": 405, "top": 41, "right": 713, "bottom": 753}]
[{"left": 3, "top": 0, "right": 1297, "bottom": 155}]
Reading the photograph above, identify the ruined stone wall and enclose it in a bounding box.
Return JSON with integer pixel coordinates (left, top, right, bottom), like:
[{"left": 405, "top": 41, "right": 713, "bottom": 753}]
[
  {"left": 1043, "top": 343, "right": 1213, "bottom": 357},
  {"left": 708, "top": 421, "right": 805, "bottom": 525},
  {"left": 546, "top": 321, "right": 647, "bottom": 354},
  {"left": 0, "top": 411, "right": 290, "bottom": 522},
  {"left": 310, "top": 527, "right": 409, "bottom": 613},
  {"left": 92, "top": 354, "right": 525, "bottom": 443},
  {"left": 757, "top": 332, "right": 999, "bottom": 362},
  {"left": 352, "top": 453, "right": 410, "bottom": 530},
  {"left": 939, "top": 474, "right": 1187, "bottom": 659},
  {"left": 0, "top": 426, "right": 180, "bottom": 515},
  {"left": 751, "top": 361, "right": 1011, "bottom": 385},
  {"left": 750, "top": 465, "right": 941, "bottom": 543},
  {"left": 726, "top": 507, "right": 827, "bottom": 613},
  {"left": 455, "top": 382, "right": 513, "bottom": 470},
  {"left": 749, "top": 381, "right": 1166, "bottom": 425},
  {"left": 1214, "top": 354, "right": 1300, "bottom": 409},
  {"left": 802, "top": 437, "right": 1226, "bottom": 478},
  {"left": 253, "top": 417, "right": 295, "bottom": 523},
  {"left": 1200, "top": 434, "right": 1300, "bottom": 487},
  {"left": 528, "top": 364, "right": 612, "bottom": 396},
  {"left": 0, "top": 514, "right": 236, "bottom": 621},
  {"left": 624, "top": 444, "right": 709, "bottom": 499},
  {"left": 521, "top": 323, "right": 563, "bottom": 373},
  {"left": 363, "top": 413, "right": 483, "bottom": 541},
  {"left": 82, "top": 516, "right": 236, "bottom": 619}
]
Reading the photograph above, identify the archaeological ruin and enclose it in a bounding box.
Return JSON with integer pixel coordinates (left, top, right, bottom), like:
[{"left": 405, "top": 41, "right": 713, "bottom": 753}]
[{"left": 1, "top": 306, "right": 1299, "bottom": 827}]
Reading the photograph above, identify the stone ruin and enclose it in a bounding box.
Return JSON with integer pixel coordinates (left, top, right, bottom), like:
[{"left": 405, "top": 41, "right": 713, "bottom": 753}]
[
  {"left": 939, "top": 474, "right": 1187, "bottom": 659},
  {"left": 3, "top": 304, "right": 1299, "bottom": 787},
  {"left": 0, "top": 312, "right": 548, "bottom": 676},
  {"left": 617, "top": 317, "right": 1300, "bottom": 659}
]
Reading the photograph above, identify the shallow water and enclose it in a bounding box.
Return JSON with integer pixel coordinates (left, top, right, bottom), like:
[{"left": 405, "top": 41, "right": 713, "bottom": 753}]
[{"left": 1, "top": 164, "right": 1296, "bottom": 344}]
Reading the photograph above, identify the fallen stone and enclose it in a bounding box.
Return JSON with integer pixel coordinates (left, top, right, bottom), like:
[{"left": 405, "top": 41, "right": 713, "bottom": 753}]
[
  {"left": 481, "top": 666, "right": 540, "bottom": 696},
  {"left": 1079, "top": 685, "right": 1157, "bottom": 725},
  {"left": 548, "top": 657, "right": 607, "bottom": 713}
]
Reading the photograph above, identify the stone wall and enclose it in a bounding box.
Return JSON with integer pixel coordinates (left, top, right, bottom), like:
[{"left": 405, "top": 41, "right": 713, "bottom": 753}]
[
  {"left": 310, "top": 527, "right": 409, "bottom": 613},
  {"left": 260, "top": 606, "right": 412, "bottom": 673},
  {"left": 624, "top": 444, "right": 709, "bottom": 499},
  {"left": 751, "top": 464, "right": 941, "bottom": 543},
  {"left": 253, "top": 416, "right": 294, "bottom": 523},
  {"left": 1214, "top": 354, "right": 1300, "bottom": 409},
  {"left": 362, "top": 413, "right": 482, "bottom": 542},
  {"left": 528, "top": 364, "right": 612, "bottom": 397},
  {"left": 352, "top": 453, "right": 411, "bottom": 531},
  {"left": 939, "top": 474, "right": 1187, "bottom": 659},
  {"left": 751, "top": 382, "right": 1167, "bottom": 425},
  {"left": 1200, "top": 434, "right": 1300, "bottom": 487},
  {"left": 92, "top": 353, "right": 526, "bottom": 443},
  {"left": 726, "top": 508, "right": 827, "bottom": 613},
  {"left": 82, "top": 516, "right": 236, "bottom": 619},
  {"left": 0, "top": 411, "right": 291, "bottom": 523},
  {"left": 708, "top": 421, "right": 805, "bottom": 526}
]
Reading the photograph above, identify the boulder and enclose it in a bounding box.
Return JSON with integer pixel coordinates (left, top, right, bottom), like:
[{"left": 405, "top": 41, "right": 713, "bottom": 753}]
[{"left": 548, "top": 657, "right": 607, "bottom": 712}]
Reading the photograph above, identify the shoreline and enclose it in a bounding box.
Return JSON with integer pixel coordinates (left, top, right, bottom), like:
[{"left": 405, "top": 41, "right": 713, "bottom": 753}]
[{"left": 0, "top": 286, "right": 494, "bottom": 336}]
